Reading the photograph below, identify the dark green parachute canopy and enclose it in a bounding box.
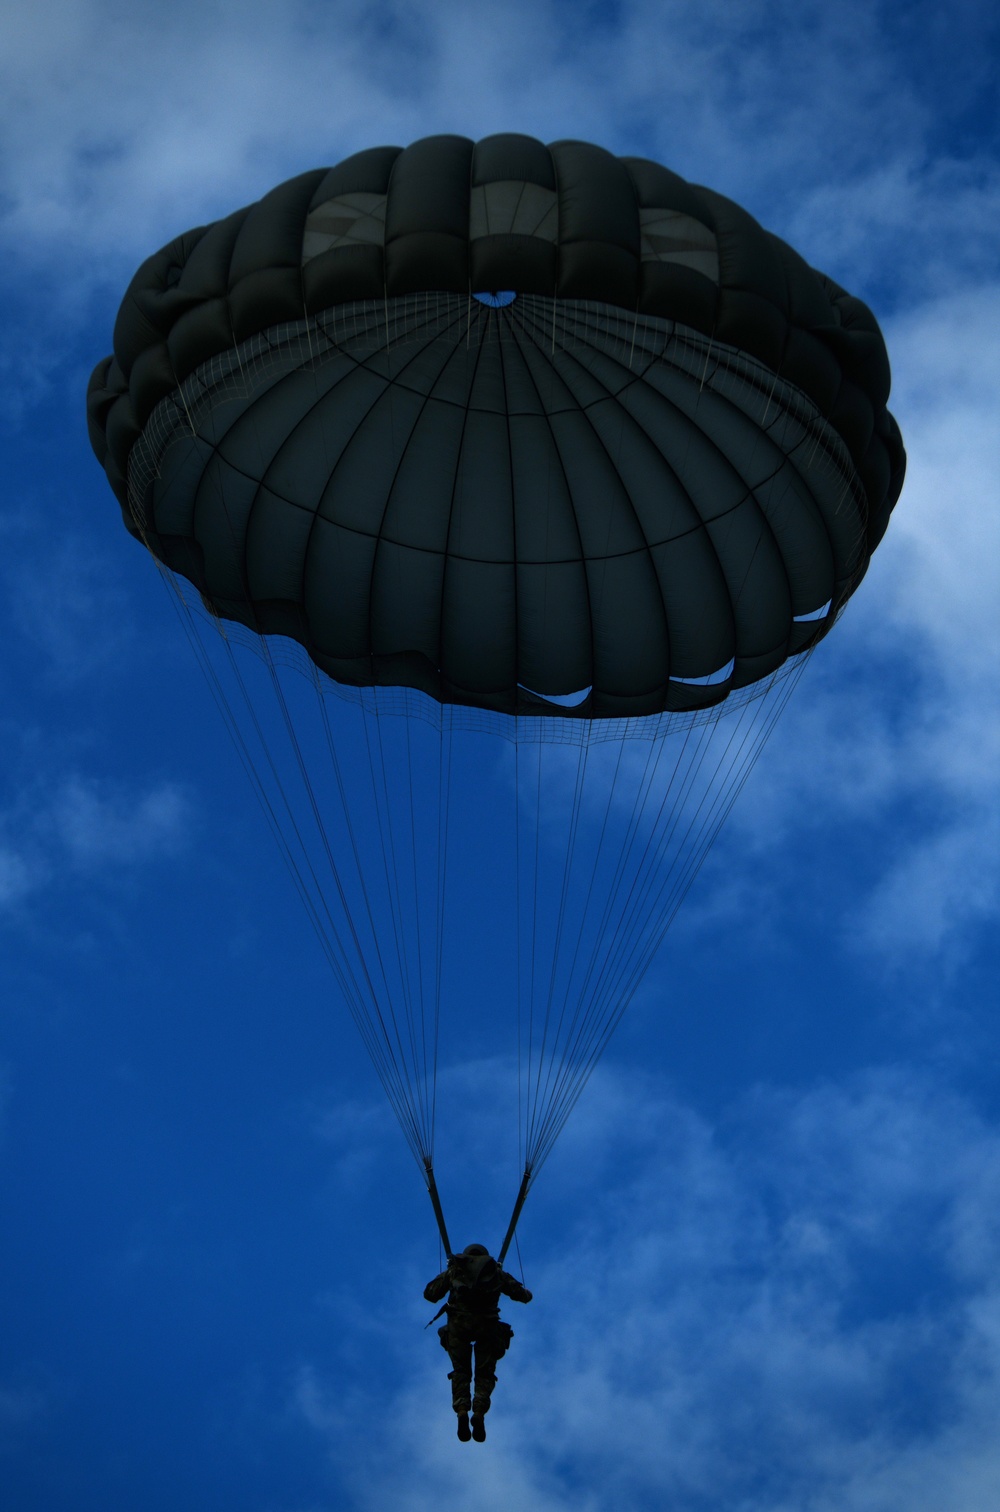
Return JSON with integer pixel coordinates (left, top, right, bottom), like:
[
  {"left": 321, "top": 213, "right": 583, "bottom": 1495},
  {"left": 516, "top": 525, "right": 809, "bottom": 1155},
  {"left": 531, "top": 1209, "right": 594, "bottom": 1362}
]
[
  {"left": 88, "top": 134, "right": 905, "bottom": 718},
  {"left": 85, "top": 137, "right": 907, "bottom": 1227}
]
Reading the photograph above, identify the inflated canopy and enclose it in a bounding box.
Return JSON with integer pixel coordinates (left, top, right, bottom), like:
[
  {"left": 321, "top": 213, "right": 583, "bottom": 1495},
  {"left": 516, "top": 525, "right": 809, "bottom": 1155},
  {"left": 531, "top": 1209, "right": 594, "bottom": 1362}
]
[{"left": 88, "top": 134, "right": 904, "bottom": 718}]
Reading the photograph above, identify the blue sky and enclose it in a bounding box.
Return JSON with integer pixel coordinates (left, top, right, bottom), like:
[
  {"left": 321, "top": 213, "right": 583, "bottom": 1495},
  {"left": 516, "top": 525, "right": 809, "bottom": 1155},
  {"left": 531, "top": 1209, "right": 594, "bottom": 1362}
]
[{"left": 1, "top": 1, "right": 998, "bottom": 1508}]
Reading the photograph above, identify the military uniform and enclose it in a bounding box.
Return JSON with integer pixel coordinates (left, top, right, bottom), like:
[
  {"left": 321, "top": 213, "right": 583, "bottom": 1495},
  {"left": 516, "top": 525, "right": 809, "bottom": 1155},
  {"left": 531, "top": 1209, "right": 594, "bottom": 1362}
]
[{"left": 424, "top": 1244, "right": 532, "bottom": 1440}]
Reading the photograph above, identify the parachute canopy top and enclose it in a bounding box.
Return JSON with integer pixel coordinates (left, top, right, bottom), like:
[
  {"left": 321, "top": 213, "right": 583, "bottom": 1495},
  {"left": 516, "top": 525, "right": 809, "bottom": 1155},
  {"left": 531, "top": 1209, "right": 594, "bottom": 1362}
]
[{"left": 88, "top": 133, "right": 904, "bottom": 719}]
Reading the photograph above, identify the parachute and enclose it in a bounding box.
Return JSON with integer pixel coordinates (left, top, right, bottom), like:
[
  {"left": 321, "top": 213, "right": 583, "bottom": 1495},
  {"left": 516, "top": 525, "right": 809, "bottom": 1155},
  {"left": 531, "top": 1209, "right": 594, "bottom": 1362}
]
[{"left": 87, "top": 134, "right": 904, "bottom": 1258}]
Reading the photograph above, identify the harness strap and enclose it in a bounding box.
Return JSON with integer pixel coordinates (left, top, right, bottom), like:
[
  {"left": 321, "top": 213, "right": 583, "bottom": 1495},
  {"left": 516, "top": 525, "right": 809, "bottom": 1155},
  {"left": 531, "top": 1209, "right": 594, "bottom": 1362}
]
[
  {"left": 497, "top": 1165, "right": 533, "bottom": 1266},
  {"left": 423, "top": 1159, "right": 453, "bottom": 1258}
]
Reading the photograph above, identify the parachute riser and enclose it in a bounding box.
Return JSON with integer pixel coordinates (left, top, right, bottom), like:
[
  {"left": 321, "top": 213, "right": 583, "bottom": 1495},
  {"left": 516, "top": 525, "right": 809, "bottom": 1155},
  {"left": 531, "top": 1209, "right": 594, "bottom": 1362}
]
[
  {"left": 423, "top": 1159, "right": 453, "bottom": 1258},
  {"left": 497, "top": 1166, "right": 533, "bottom": 1266}
]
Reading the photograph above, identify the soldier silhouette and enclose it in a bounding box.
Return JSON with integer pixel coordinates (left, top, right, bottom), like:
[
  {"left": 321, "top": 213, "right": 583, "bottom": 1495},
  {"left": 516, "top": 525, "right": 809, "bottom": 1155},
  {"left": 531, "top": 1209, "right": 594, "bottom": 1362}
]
[{"left": 424, "top": 1243, "right": 532, "bottom": 1441}]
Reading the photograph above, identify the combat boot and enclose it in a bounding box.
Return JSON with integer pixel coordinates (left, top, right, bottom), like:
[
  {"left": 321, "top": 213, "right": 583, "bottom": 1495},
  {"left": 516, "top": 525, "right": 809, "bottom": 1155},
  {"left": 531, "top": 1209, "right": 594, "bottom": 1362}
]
[
  {"left": 470, "top": 1410, "right": 486, "bottom": 1442},
  {"left": 456, "top": 1411, "right": 471, "bottom": 1442}
]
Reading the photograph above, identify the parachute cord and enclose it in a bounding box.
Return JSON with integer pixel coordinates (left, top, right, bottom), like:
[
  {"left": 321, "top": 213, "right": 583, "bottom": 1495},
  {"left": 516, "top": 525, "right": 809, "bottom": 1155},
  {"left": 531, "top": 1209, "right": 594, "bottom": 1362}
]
[
  {"left": 404, "top": 709, "right": 431, "bottom": 1154},
  {"left": 533, "top": 692, "right": 800, "bottom": 1170},
  {"left": 525, "top": 737, "right": 591, "bottom": 1162},
  {"left": 131, "top": 378, "right": 432, "bottom": 1166},
  {"left": 524, "top": 736, "right": 544, "bottom": 1177},
  {"left": 358, "top": 698, "right": 428, "bottom": 1155},
  {"left": 153, "top": 572, "right": 429, "bottom": 1168},
  {"left": 526, "top": 662, "right": 809, "bottom": 1175},
  {"left": 512, "top": 1229, "right": 526, "bottom": 1285},
  {"left": 204, "top": 376, "right": 430, "bottom": 1159},
  {"left": 523, "top": 725, "right": 677, "bottom": 1161},
  {"left": 584, "top": 681, "right": 775, "bottom": 1039},
  {"left": 311, "top": 683, "right": 402, "bottom": 1016},
  {"left": 529, "top": 699, "right": 763, "bottom": 1168},
  {"left": 257, "top": 651, "right": 407, "bottom": 1030},
  {"left": 609, "top": 659, "right": 810, "bottom": 1025},
  {"left": 569, "top": 708, "right": 725, "bottom": 1039},
  {"left": 312, "top": 678, "right": 398, "bottom": 1004},
  {"left": 310, "top": 677, "right": 427, "bottom": 1136},
  {"left": 431, "top": 718, "right": 453, "bottom": 1159},
  {"left": 374, "top": 700, "right": 423, "bottom": 1141},
  {"left": 515, "top": 733, "right": 524, "bottom": 1175},
  {"left": 238, "top": 643, "right": 430, "bottom": 1161},
  {"left": 537, "top": 709, "right": 687, "bottom": 1130},
  {"left": 300, "top": 294, "right": 435, "bottom": 1155},
  {"left": 574, "top": 719, "right": 691, "bottom": 1000}
]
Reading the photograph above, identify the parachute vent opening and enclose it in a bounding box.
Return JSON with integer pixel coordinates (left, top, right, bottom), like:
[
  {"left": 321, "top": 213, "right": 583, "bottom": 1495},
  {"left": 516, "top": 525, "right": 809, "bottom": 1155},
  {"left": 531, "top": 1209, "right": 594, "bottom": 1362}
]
[
  {"left": 793, "top": 600, "right": 833, "bottom": 623},
  {"left": 518, "top": 683, "right": 593, "bottom": 709},
  {"left": 473, "top": 290, "right": 517, "bottom": 307},
  {"left": 669, "top": 659, "right": 735, "bottom": 688}
]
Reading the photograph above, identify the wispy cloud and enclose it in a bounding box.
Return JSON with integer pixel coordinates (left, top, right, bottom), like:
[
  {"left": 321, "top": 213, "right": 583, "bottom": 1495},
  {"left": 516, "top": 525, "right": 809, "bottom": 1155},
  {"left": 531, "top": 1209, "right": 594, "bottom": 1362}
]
[
  {"left": 0, "top": 1379, "right": 47, "bottom": 1454},
  {"left": 855, "top": 809, "right": 1000, "bottom": 959},
  {"left": 787, "top": 157, "right": 1000, "bottom": 307},
  {"left": 686, "top": 283, "right": 1000, "bottom": 964},
  {"left": 0, "top": 772, "right": 191, "bottom": 913},
  {"left": 47, "top": 774, "right": 189, "bottom": 864},
  {"left": 2, "top": 0, "right": 993, "bottom": 305},
  {"left": 1, "top": 528, "right": 135, "bottom": 682},
  {"left": 0, "top": 845, "right": 36, "bottom": 908}
]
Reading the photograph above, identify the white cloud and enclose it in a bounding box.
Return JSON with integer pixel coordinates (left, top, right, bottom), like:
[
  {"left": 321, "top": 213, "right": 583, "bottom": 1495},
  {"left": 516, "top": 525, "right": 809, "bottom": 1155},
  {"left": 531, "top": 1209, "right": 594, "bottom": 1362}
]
[
  {"left": 295, "top": 1064, "right": 1000, "bottom": 1512},
  {"left": 855, "top": 809, "right": 1000, "bottom": 959},
  {"left": 0, "top": 773, "right": 191, "bottom": 913},
  {"left": 882, "top": 287, "right": 1000, "bottom": 670},
  {"left": 0, "top": 1379, "right": 47, "bottom": 1455},
  {"left": 47, "top": 774, "right": 189, "bottom": 864},
  {"left": 2, "top": 530, "right": 135, "bottom": 682},
  {"left": 786, "top": 156, "right": 1000, "bottom": 302},
  {"left": 0, "top": 0, "right": 988, "bottom": 297},
  {"left": 692, "top": 282, "right": 1000, "bottom": 963},
  {"left": 0, "top": 844, "right": 37, "bottom": 907}
]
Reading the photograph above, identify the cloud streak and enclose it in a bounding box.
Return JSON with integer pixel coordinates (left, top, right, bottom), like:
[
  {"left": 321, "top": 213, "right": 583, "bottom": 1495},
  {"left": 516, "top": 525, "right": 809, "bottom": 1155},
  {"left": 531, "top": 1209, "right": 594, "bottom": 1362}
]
[
  {"left": 686, "top": 282, "right": 1000, "bottom": 965},
  {"left": 0, "top": 772, "right": 191, "bottom": 913},
  {"left": 2, "top": 0, "right": 993, "bottom": 305}
]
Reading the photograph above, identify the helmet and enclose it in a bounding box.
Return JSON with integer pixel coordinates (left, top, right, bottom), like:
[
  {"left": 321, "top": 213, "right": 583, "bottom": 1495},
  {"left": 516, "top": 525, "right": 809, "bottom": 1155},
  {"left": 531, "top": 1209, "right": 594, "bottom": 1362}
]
[{"left": 453, "top": 1244, "right": 498, "bottom": 1287}]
